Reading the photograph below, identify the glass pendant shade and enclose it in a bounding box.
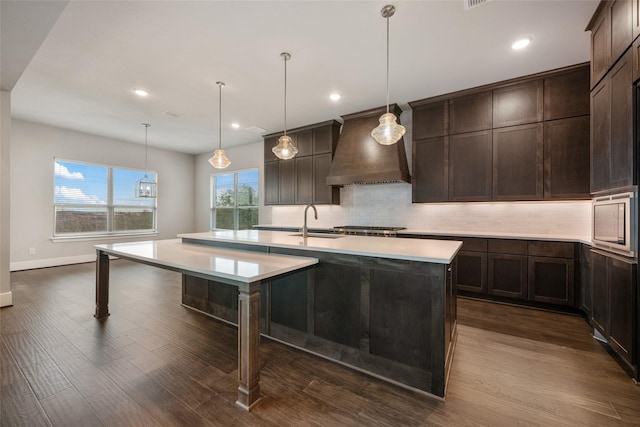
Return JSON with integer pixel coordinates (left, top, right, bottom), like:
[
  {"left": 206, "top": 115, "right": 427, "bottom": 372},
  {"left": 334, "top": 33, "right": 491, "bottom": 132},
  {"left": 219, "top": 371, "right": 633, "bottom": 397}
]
[
  {"left": 272, "top": 134, "right": 298, "bottom": 160},
  {"left": 371, "top": 112, "right": 406, "bottom": 145},
  {"left": 209, "top": 149, "right": 231, "bottom": 169},
  {"left": 136, "top": 173, "right": 156, "bottom": 198}
]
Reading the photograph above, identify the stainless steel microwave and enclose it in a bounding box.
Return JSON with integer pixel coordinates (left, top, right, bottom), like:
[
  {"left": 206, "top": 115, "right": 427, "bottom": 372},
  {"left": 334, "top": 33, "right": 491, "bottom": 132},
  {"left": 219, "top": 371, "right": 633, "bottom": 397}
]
[{"left": 592, "top": 191, "right": 637, "bottom": 257}]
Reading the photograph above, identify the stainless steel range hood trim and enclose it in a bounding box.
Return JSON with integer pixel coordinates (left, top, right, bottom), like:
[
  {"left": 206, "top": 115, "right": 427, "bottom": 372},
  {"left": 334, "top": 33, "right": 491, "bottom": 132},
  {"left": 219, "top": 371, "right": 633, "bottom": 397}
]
[{"left": 326, "top": 104, "right": 411, "bottom": 187}]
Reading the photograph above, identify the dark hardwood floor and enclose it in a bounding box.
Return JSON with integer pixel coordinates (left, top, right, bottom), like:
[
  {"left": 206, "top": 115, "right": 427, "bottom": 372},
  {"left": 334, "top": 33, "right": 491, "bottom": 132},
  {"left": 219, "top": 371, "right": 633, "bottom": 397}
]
[{"left": 1, "top": 260, "right": 639, "bottom": 426}]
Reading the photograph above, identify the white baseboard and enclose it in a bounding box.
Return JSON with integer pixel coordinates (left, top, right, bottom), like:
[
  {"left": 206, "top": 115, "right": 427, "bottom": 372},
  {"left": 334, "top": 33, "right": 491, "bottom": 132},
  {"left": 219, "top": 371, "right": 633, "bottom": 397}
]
[
  {"left": 10, "top": 254, "right": 96, "bottom": 272},
  {"left": 0, "top": 291, "right": 12, "bottom": 307}
]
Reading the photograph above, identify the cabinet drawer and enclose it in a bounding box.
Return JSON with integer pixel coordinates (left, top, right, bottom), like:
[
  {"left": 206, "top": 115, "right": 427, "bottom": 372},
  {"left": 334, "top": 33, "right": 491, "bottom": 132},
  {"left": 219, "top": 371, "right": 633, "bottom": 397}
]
[
  {"left": 488, "top": 239, "right": 528, "bottom": 255},
  {"left": 528, "top": 241, "right": 574, "bottom": 258},
  {"left": 460, "top": 238, "right": 488, "bottom": 252}
]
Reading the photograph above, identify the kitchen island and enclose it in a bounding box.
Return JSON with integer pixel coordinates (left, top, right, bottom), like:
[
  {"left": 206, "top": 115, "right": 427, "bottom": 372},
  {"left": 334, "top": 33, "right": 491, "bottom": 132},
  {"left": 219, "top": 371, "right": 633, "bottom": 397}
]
[{"left": 178, "top": 230, "right": 461, "bottom": 398}]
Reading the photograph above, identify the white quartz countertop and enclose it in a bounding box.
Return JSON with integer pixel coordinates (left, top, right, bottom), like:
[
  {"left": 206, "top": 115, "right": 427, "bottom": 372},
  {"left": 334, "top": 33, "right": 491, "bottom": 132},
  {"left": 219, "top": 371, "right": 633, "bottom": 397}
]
[
  {"left": 95, "top": 239, "right": 318, "bottom": 283},
  {"left": 178, "top": 230, "right": 462, "bottom": 264}
]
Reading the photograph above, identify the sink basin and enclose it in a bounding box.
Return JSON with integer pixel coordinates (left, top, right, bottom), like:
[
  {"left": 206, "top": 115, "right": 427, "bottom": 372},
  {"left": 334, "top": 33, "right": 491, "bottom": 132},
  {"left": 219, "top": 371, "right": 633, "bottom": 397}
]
[{"left": 289, "top": 233, "right": 345, "bottom": 239}]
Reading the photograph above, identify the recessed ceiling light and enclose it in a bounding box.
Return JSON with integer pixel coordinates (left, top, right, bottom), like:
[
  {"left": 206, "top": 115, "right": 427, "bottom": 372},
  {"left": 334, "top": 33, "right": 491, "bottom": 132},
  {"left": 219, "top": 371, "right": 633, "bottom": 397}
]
[
  {"left": 231, "top": 123, "right": 240, "bottom": 129},
  {"left": 134, "top": 89, "right": 148, "bottom": 97},
  {"left": 511, "top": 37, "right": 532, "bottom": 50},
  {"left": 329, "top": 93, "right": 341, "bottom": 101}
]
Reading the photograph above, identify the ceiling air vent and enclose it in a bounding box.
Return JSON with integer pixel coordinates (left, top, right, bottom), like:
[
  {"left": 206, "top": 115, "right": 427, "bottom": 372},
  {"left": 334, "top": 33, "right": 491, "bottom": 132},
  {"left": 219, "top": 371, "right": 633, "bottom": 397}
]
[{"left": 464, "top": 0, "right": 489, "bottom": 10}]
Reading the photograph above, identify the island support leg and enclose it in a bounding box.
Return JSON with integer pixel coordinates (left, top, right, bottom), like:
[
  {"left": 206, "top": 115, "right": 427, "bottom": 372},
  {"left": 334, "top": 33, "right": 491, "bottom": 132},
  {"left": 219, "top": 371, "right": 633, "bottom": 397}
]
[
  {"left": 95, "top": 250, "right": 110, "bottom": 319},
  {"left": 235, "top": 281, "right": 261, "bottom": 411}
]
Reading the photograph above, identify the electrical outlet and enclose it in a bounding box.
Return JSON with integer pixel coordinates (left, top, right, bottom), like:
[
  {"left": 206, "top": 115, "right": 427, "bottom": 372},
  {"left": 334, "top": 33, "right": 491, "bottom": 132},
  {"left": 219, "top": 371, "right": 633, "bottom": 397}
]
[{"left": 28, "top": 248, "right": 36, "bottom": 255}]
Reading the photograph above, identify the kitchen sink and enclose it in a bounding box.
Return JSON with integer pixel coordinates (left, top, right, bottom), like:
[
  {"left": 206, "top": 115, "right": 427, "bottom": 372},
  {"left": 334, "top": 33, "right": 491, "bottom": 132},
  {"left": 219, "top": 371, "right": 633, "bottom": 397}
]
[{"left": 289, "top": 233, "right": 345, "bottom": 239}]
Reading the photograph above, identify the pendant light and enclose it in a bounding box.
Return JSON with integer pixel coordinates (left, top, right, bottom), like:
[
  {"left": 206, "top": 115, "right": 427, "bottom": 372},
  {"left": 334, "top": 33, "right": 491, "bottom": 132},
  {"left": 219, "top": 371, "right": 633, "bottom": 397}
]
[
  {"left": 272, "top": 52, "right": 298, "bottom": 160},
  {"left": 135, "top": 123, "right": 157, "bottom": 198},
  {"left": 371, "top": 4, "right": 406, "bottom": 146},
  {"left": 209, "top": 81, "right": 231, "bottom": 169}
]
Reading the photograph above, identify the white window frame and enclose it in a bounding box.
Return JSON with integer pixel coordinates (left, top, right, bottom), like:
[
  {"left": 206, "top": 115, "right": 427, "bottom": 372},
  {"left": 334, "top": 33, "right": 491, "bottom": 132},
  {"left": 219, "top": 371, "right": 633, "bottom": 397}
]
[
  {"left": 210, "top": 168, "right": 259, "bottom": 230},
  {"left": 53, "top": 158, "right": 157, "bottom": 239}
]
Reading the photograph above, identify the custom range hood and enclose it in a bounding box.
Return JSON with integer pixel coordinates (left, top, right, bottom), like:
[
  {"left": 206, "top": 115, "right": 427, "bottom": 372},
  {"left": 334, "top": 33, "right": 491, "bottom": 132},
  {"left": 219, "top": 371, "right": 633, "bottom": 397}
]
[{"left": 326, "top": 104, "right": 410, "bottom": 186}]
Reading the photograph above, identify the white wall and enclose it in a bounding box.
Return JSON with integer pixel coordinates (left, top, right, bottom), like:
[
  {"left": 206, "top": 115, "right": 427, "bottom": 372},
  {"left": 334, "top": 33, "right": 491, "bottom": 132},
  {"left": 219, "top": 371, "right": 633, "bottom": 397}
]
[
  {"left": 10, "top": 119, "right": 197, "bottom": 270},
  {"left": 1, "top": 91, "right": 12, "bottom": 306},
  {"left": 194, "top": 141, "right": 264, "bottom": 232}
]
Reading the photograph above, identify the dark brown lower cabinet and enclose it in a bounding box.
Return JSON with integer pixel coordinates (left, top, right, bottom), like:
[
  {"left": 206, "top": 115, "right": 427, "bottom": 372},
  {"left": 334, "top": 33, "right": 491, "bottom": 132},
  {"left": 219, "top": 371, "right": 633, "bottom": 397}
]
[
  {"left": 590, "top": 249, "right": 637, "bottom": 372},
  {"left": 488, "top": 253, "right": 528, "bottom": 299},
  {"left": 456, "top": 250, "right": 487, "bottom": 293},
  {"left": 528, "top": 257, "right": 575, "bottom": 306},
  {"left": 607, "top": 256, "right": 635, "bottom": 365}
]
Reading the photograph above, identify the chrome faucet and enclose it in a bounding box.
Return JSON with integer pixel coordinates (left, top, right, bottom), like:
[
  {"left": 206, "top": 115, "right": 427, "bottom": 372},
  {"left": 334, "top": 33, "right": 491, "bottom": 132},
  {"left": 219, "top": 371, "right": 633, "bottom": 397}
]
[{"left": 302, "top": 204, "right": 318, "bottom": 239}]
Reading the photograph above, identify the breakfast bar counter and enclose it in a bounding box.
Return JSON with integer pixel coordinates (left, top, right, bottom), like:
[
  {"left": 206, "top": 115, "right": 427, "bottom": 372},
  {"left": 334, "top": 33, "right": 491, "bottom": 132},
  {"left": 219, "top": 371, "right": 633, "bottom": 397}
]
[{"left": 94, "top": 239, "right": 318, "bottom": 411}]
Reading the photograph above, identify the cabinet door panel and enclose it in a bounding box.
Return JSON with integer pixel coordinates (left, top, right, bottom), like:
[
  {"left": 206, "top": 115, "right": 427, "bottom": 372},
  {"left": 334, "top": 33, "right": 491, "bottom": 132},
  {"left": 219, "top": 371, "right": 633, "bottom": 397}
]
[
  {"left": 528, "top": 241, "right": 574, "bottom": 258},
  {"left": 295, "top": 130, "right": 313, "bottom": 157},
  {"left": 544, "top": 116, "right": 590, "bottom": 199},
  {"left": 610, "top": 0, "right": 633, "bottom": 64},
  {"left": 264, "top": 137, "right": 279, "bottom": 162},
  {"left": 413, "top": 137, "right": 448, "bottom": 202},
  {"left": 590, "top": 251, "right": 608, "bottom": 336},
  {"left": 492, "top": 123, "right": 543, "bottom": 200},
  {"left": 634, "top": 0, "right": 640, "bottom": 39},
  {"left": 607, "top": 256, "right": 636, "bottom": 365},
  {"left": 609, "top": 49, "right": 634, "bottom": 188},
  {"left": 528, "top": 257, "right": 575, "bottom": 306},
  {"left": 492, "top": 80, "right": 543, "bottom": 128},
  {"left": 313, "top": 125, "right": 334, "bottom": 154},
  {"left": 295, "top": 156, "right": 313, "bottom": 204},
  {"left": 279, "top": 159, "right": 296, "bottom": 205},
  {"left": 413, "top": 101, "right": 448, "bottom": 139},
  {"left": 634, "top": 37, "right": 640, "bottom": 83},
  {"left": 449, "top": 91, "right": 492, "bottom": 134},
  {"left": 544, "top": 67, "right": 590, "bottom": 120},
  {"left": 265, "top": 161, "right": 280, "bottom": 205},
  {"left": 449, "top": 131, "right": 492, "bottom": 201},
  {"left": 313, "top": 153, "right": 338, "bottom": 204},
  {"left": 590, "top": 8, "right": 610, "bottom": 88},
  {"left": 590, "top": 79, "right": 611, "bottom": 192},
  {"left": 456, "top": 251, "right": 487, "bottom": 293},
  {"left": 488, "top": 254, "right": 528, "bottom": 299}
]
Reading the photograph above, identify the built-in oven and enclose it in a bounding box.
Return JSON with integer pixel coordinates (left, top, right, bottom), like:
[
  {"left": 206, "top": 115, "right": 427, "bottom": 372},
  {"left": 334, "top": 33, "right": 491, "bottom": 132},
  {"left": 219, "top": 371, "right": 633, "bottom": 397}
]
[{"left": 592, "top": 190, "right": 637, "bottom": 258}]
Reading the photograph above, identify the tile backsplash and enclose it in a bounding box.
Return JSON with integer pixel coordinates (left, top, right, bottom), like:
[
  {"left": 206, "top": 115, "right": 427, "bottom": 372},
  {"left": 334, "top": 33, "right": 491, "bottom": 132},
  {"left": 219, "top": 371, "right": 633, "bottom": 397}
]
[{"left": 263, "top": 182, "right": 592, "bottom": 238}]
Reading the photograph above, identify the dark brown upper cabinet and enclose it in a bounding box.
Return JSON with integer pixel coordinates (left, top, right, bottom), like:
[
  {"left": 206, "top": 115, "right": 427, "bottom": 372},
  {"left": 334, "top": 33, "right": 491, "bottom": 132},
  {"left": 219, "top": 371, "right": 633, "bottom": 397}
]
[
  {"left": 449, "top": 91, "right": 492, "bottom": 134},
  {"left": 633, "top": 36, "right": 640, "bottom": 82},
  {"left": 263, "top": 120, "right": 341, "bottom": 206},
  {"left": 611, "top": 0, "right": 633, "bottom": 64},
  {"left": 413, "top": 137, "right": 448, "bottom": 203},
  {"left": 589, "top": 4, "right": 611, "bottom": 88},
  {"left": 264, "top": 136, "right": 279, "bottom": 162},
  {"left": 591, "top": 48, "right": 634, "bottom": 193},
  {"left": 543, "top": 116, "right": 590, "bottom": 200},
  {"left": 544, "top": 67, "right": 590, "bottom": 120},
  {"left": 296, "top": 130, "right": 313, "bottom": 157},
  {"left": 492, "top": 123, "right": 543, "bottom": 201},
  {"left": 411, "top": 63, "right": 590, "bottom": 203},
  {"left": 449, "top": 130, "right": 492, "bottom": 201},
  {"left": 411, "top": 100, "right": 448, "bottom": 139},
  {"left": 492, "top": 81, "right": 543, "bottom": 128}
]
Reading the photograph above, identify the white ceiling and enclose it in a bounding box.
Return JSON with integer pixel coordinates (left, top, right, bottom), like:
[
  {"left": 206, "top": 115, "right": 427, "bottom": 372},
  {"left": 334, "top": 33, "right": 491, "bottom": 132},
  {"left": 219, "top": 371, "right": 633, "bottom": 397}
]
[{"left": 7, "top": 0, "right": 599, "bottom": 155}]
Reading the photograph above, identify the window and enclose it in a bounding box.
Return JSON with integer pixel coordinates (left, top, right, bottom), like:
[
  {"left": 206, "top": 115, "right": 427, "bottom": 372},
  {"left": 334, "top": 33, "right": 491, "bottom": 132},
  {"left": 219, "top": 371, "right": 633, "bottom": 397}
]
[
  {"left": 53, "top": 159, "right": 157, "bottom": 236},
  {"left": 211, "top": 169, "right": 259, "bottom": 230}
]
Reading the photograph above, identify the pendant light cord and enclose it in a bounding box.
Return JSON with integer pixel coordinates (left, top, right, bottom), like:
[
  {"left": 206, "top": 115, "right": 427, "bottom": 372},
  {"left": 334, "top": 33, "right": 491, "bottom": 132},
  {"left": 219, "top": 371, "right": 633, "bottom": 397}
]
[
  {"left": 283, "top": 55, "right": 288, "bottom": 135},
  {"left": 386, "top": 14, "right": 390, "bottom": 114},
  {"left": 218, "top": 83, "right": 222, "bottom": 150}
]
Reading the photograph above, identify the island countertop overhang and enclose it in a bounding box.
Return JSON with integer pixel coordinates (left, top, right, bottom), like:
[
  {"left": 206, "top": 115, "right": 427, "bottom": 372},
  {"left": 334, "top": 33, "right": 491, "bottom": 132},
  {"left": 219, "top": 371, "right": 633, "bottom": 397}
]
[{"left": 178, "top": 230, "right": 461, "bottom": 264}]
